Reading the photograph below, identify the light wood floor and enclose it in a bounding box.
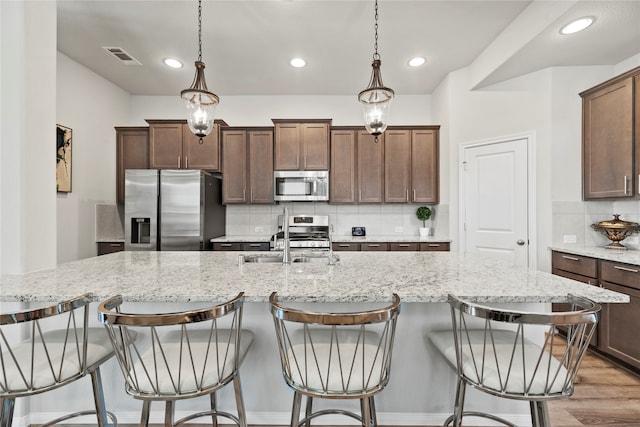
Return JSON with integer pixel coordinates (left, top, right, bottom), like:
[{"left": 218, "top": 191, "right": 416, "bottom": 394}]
[{"left": 33, "top": 349, "right": 640, "bottom": 427}]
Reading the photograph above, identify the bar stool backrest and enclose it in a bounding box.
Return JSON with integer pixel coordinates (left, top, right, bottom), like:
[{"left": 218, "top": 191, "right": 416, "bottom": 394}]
[
  {"left": 98, "top": 292, "right": 248, "bottom": 400},
  {"left": 270, "top": 293, "right": 401, "bottom": 398},
  {"left": 445, "top": 294, "right": 600, "bottom": 400},
  {"left": 0, "top": 294, "right": 108, "bottom": 396}
]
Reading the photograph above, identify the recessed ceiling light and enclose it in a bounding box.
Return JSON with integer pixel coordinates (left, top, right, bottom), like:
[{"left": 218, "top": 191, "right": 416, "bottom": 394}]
[
  {"left": 408, "top": 57, "right": 426, "bottom": 67},
  {"left": 163, "top": 58, "right": 183, "bottom": 69},
  {"left": 290, "top": 58, "right": 306, "bottom": 68},
  {"left": 560, "top": 16, "right": 595, "bottom": 35}
]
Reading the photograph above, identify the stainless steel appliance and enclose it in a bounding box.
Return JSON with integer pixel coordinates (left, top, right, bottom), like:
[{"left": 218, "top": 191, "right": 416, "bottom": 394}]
[
  {"left": 125, "top": 169, "right": 226, "bottom": 251},
  {"left": 271, "top": 214, "right": 331, "bottom": 250},
  {"left": 274, "top": 171, "right": 329, "bottom": 202}
]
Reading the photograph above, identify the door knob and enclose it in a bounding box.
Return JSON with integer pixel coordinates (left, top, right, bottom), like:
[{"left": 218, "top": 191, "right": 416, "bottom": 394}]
[{"left": 517, "top": 239, "right": 526, "bottom": 246}]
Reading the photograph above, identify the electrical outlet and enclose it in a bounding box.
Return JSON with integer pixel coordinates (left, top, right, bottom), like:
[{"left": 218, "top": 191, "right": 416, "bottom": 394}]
[
  {"left": 255, "top": 226, "right": 264, "bottom": 233},
  {"left": 563, "top": 235, "right": 577, "bottom": 244},
  {"left": 394, "top": 226, "right": 403, "bottom": 233}
]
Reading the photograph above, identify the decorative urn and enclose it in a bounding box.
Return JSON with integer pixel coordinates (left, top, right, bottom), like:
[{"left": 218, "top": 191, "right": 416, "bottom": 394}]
[{"left": 591, "top": 214, "right": 640, "bottom": 250}]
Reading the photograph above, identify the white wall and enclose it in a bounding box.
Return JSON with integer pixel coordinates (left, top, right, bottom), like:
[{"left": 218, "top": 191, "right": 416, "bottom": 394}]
[
  {"left": 56, "top": 53, "right": 131, "bottom": 263},
  {"left": 0, "top": 1, "right": 57, "bottom": 274}
]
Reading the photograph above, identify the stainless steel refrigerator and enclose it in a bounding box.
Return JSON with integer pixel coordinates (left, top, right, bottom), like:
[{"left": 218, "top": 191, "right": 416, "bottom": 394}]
[{"left": 124, "top": 169, "right": 226, "bottom": 251}]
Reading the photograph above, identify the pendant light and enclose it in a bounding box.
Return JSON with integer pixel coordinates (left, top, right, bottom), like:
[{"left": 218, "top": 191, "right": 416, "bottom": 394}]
[
  {"left": 358, "top": 0, "right": 394, "bottom": 142},
  {"left": 180, "top": 0, "right": 219, "bottom": 140}
]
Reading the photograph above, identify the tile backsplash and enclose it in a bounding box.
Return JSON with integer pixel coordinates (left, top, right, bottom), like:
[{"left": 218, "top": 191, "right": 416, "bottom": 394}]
[
  {"left": 226, "top": 203, "right": 448, "bottom": 238},
  {"left": 552, "top": 200, "right": 640, "bottom": 250}
]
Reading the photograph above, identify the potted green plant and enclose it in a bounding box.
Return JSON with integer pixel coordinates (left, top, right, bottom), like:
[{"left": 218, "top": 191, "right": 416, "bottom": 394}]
[{"left": 416, "top": 206, "right": 433, "bottom": 237}]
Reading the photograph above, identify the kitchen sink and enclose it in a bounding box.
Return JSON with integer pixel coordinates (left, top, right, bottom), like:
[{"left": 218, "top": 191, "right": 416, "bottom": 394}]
[
  {"left": 239, "top": 253, "right": 339, "bottom": 265},
  {"left": 293, "top": 255, "right": 339, "bottom": 264},
  {"left": 239, "top": 254, "right": 284, "bottom": 263}
]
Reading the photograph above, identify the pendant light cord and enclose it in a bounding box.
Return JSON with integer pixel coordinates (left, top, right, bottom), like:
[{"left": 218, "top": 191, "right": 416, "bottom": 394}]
[
  {"left": 373, "top": 0, "right": 380, "bottom": 60},
  {"left": 197, "top": 0, "right": 203, "bottom": 62}
]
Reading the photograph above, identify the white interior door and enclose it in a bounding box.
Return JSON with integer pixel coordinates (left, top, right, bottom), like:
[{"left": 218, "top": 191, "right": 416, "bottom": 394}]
[{"left": 462, "top": 138, "right": 529, "bottom": 267}]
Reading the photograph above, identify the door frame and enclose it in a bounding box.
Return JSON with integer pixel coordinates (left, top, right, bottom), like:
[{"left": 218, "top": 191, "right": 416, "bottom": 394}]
[{"left": 458, "top": 131, "right": 537, "bottom": 269}]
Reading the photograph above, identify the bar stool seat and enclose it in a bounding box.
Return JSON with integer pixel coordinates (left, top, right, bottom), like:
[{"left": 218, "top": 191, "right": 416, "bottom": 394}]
[
  {"left": 98, "top": 292, "right": 252, "bottom": 427},
  {"left": 428, "top": 294, "right": 600, "bottom": 427},
  {"left": 1, "top": 294, "right": 117, "bottom": 427},
  {"left": 270, "top": 292, "right": 401, "bottom": 427}
]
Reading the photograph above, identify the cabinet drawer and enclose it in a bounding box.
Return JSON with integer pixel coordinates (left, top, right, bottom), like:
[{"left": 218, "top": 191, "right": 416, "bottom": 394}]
[
  {"left": 551, "top": 251, "right": 597, "bottom": 277},
  {"left": 389, "top": 243, "right": 419, "bottom": 251},
  {"left": 332, "top": 243, "right": 360, "bottom": 251},
  {"left": 97, "top": 242, "right": 124, "bottom": 256},
  {"left": 241, "top": 242, "right": 270, "bottom": 251},
  {"left": 601, "top": 260, "right": 640, "bottom": 290},
  {"left": 212, "top": 242, "right": 242, "bottom": 251},
  {"left": 600, "top": 281, "right": 640, "bottom": 369},
  {"left": 420, "top": 242, "right": 450, "bottom": 252},
  {"left": 360, "top": 243, "right": 388, "bottom": 251}
]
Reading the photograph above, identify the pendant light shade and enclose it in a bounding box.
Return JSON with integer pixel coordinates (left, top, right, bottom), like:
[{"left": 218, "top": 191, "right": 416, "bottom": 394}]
[
  {"left": 181, "top": 0, "right": 219, "bottom": 139},
  {"left": 358, "top": 0, "right": 394, "bottom": 139},
  {"left": 358, "top": 58, "right": 394, "bottom": 136}
]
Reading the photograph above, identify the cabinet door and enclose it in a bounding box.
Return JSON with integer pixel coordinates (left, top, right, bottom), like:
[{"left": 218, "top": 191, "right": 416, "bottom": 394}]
[
  {"left": 419, "top": 242, "right": 450, "bottom": 252},
  {"left": 390, "top": 243, "right": 419, "bottom": 251},
  {"left": 360, "top": 243, "right": 388, "bottom": 251},
  {"left": 182, "top": 123, "right": 221, "bottom": 171},
  {"left": 358, "top": 131, "right": 384, "bottom": 203},
  {"left": 302, "top": 122, "right": 329, "bottom": 170},
  {"left": 274, "top": 123, "right": 301, "bottom": 170},
  {"left": 330, "top": 130, "right": 357, "bottom": 203},
  {"left": 332, "top": 242, "right": 360, "bottom": 251},
  {"left": 384, "top": 130, "right": 411, "bottom": 202},
  {"left": 222, "top": 130, "right": 248, "bottom": 203},
  {"left": 583, "top": 77, "right": 634, "bottom": 199},
  {"left": 600, "top": 282, "right": 640, "bottom": 370},
  {"left": 412, "top": 129, "right": 439, "bottom": 203},
  {"left": 116, "top": 127, "right": 149, "bottom": 205},
  {"left": 635, "top": 74, "right": 640, "bottom": 199},
  {"left": 149, "top": 122, "right": 184, "bottom": 169},
  {"left": 97, "top": 242, "right": 124, "bottom": 256},
  {"left": 248, "top": 130, "right": 274, "bottom": 203}
]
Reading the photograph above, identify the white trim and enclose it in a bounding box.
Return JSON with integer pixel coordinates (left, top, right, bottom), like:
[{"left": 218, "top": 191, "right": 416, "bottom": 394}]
[{"left": 458, "top": 131, "right": 537, "bottom": 269}]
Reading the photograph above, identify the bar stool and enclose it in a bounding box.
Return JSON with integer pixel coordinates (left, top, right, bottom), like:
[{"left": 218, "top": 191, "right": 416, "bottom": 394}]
[
  {"left": 98, "top": 292, "right": 253, "bottom": 427},
  {"left": 428, "top": 294, "right": 600, "bottom": 427},
  {"left": 270, "top": 292, "right": 401, "bottom": 427},
  {"left": 0, "top": 293, "right": 116, "bottom": 427}
]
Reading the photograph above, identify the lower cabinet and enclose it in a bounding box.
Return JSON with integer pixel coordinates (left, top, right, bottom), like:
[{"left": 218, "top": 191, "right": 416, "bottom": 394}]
[
  {"left": 212, "top": 242, "right": 270, "bottom": 251},
  {"left": 333, "top": 241, "right": 450, "bottom": 252},
  {"left": 97, "top": 242, "right": 124, "bottom": 256}
]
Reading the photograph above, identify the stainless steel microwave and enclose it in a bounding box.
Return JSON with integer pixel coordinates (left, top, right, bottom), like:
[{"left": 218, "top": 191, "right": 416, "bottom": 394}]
[{"left": 274, "top": 170, "right": 329, "bottom": 202}]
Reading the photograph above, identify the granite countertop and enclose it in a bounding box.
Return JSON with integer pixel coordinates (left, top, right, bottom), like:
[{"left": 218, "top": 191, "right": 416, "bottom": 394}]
[
  {"left": 550, "top": 245, "right": 640, "bottom": 266},
  {"left": 0, "top": 251, "right": 626, "bottom": 304},
  {"left": 210, "top": 235, "right": 452, "bottom": 243}
]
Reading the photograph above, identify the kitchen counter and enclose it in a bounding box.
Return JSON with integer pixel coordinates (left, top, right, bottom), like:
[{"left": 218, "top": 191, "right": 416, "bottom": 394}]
[
  {"left": 550, "top": 245, "right": 640, "bottom": 266},
  {"left": 0, "top": 251, "right": 625, "bottom": 304},
  {"left": 210, "top": 235, "right": 452, "bottom": 244}
]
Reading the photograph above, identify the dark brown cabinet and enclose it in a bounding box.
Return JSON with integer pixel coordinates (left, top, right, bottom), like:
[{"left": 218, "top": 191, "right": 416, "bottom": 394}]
[
  {"left": 332, "top": 241, "right": 450, "bottom": 252},
  {"left": 97, "top": 242, "right": 124, "bottom": 256},
  {"left": 147, "top": 119, "right": 225, "bottom": 171},
  {"left": 221, "top": 127, "right": 274, "bottom": 204},
  {"left": 115, "top": 126, "right": 149, "bottom": 205},
  {"left": 581, "top": 67, "right": 640, "bottom": 199},
  {"left": 273, "top": 119, "right": 331, "bottom": 170},
  {"left": 419, "top": 242, "right": 450, "bottom": 252},
  {"left": 385, "top": 127, "right": 439, "bottom": 203},
  {"left": 212, "top": 242, "right": 270, "bottom": 251}
]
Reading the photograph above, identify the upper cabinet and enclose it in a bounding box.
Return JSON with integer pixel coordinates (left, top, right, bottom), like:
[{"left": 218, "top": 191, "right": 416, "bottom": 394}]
[
  {"left": 273, "top": 119, "right": 331, "bottom": 170},
  {"left": 384, "top": 126, "right": 440, "bottom": 204},
  {"left": 581, "top": 66, "right": 640, "bottom": 200},
  {"left": 221, "top": 127, "right": 274, "bottom": 204},
  {"left": 330, "top": 128, "right": 384, "bottom": 203},
  {"left": 116, "top": 126, "right": 149, "bottom": 205},
  {"left": 147, "top": 119, "right": 226, "bottom": 171}
]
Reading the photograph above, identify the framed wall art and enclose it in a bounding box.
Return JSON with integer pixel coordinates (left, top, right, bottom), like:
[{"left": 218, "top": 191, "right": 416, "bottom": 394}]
[{"left": 56, "top": 124, "right": 72, "bottom": 192}]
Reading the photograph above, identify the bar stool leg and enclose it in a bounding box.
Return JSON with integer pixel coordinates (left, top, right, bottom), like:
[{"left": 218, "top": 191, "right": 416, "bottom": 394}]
[
  {"left": 89, "top": 367, "right": 110, "bottom": 427},
  {"left": 369, "top": 396, "right": 378, "bottom": 427},
  {"left": 164, "top": 401, "right": 175, "bottom": 426},
  {"left": 450, "top": 377, "right": 466, "bottom": 427},
  {"left": 210, "top": 392, "right": 218, "bottom": 427},
  {"left": 233, "top": 376, "right": 248, "bottom": 427},
  {"left": 1, "top": 398, "right": 15, "bottom": 427},
  {"left": 304, "top": 396, "right": 313, "bottom": 427},
  {"left": 291, "top": 391, "right": 303, "bottom": 427},
  {"left": 361, "top": 396, "right": 371, "bottom": 427},
  {"left": 140, "top": 400, "right": 151, "bottom": 427},
  {"left": 530, "top": 401, "right": 551, "bottom": 427}
]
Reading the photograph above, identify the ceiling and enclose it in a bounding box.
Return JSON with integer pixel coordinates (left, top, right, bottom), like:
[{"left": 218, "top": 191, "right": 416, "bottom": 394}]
[{"left": 57, "top": 1, "right": 640, "bottom": 97}]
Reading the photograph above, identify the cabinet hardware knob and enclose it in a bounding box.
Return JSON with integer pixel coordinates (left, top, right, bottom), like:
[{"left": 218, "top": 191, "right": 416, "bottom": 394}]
[
  {"left": 185, "top": 157, "right": 188, "bottom": 169},
  {"left": 178, "top": 156, "right": 181, "bottom": 168},
  {"left": 428, "top": 244, "right": 440, "bottom": 247},
  {"left": 624, "top": 175, "right": 629, "bottom": 194},
  {"left": 561, "top": 255, "right": 580, "bottom": 261},
  {"left": 399, "top": 244, "right": 410, "bottom": 247},
  {"left": 613, "top": 265, "right": 639, "bottom": 273}
]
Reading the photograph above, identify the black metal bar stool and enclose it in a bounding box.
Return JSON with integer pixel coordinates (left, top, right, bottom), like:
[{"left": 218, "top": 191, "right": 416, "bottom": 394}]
[
  {"left": 270, "top": 292, "right": 401, "bottom": 427},
  {"left": 428, "top": 294, "right": 600, "bottom": 427},
  {"left": 0, "top": 293, "right": 117, "bottom": 427},
  {"left": 98, "top": 292, "right": 253, "bottom": 427}
]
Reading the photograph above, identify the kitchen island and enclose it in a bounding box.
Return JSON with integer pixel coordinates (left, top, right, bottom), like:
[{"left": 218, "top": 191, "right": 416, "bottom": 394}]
[{"left": 0, "top": 251, "right": 626, "bottom": 426}]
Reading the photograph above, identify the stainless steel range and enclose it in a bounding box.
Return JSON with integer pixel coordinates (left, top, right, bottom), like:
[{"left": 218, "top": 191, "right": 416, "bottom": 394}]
[{"left": 270, "top": 214, "right": 331, "bottom": 250}]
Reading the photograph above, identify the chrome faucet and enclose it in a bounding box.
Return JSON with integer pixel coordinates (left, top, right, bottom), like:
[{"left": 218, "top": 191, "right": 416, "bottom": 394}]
[{"left": 282, "top": 206, "right": 291, "bottom": 264}]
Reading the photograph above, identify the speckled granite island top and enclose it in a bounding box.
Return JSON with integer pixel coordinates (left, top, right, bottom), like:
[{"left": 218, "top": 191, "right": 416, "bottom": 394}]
[{"left": 0, "top": 251, "right": 627, "bottom": 304}]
